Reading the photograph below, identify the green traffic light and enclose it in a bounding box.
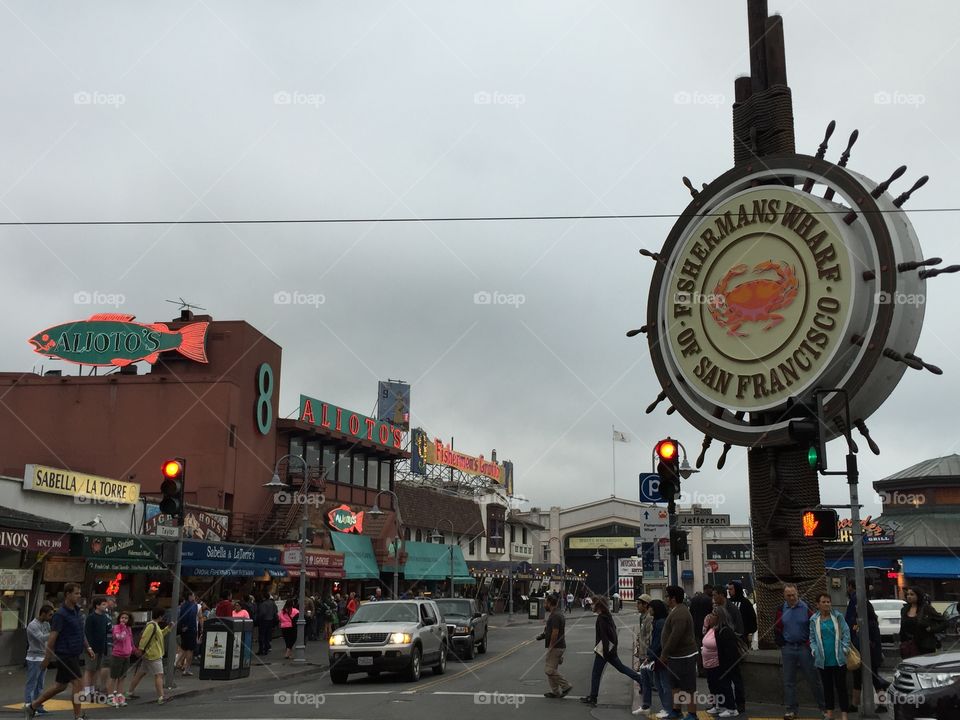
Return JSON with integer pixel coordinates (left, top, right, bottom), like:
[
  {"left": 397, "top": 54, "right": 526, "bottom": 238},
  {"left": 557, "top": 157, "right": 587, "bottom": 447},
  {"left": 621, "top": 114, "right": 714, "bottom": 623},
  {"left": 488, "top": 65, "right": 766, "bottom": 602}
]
[{"left": 808, "top": 446, "right": 819, "bottom": 468}]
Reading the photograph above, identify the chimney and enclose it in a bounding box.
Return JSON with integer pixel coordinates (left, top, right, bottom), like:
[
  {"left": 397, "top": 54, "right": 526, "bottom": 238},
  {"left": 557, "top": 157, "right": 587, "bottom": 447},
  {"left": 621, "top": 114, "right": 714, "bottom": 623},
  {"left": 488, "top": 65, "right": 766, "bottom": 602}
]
[{"left": 180, "top": 309, "right": 194, "bottom": 322}]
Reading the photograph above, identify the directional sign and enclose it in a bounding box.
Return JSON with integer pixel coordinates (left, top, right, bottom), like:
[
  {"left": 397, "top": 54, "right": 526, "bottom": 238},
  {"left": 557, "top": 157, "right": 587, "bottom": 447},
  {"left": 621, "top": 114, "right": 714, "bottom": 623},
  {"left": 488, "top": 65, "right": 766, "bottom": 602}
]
[
  {"left": 636, "top": 508, "right": 669, "bottom": 543},
  {"left": 678, "top": 514, "right": 731, "bottom": 527},
  {"left": 639, "top": 473, "right": 663, "bottom": 503}
]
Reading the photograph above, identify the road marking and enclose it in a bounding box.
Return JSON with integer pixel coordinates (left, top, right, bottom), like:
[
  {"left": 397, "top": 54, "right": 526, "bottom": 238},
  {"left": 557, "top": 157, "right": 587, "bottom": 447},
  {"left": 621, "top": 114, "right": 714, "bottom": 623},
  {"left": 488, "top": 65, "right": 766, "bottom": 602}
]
[
  {"left": 407, "top": 638, "right": 535, "bottom": 694},
  {"left": 432, "top": 691, "right": 581, "bottom": 700}
]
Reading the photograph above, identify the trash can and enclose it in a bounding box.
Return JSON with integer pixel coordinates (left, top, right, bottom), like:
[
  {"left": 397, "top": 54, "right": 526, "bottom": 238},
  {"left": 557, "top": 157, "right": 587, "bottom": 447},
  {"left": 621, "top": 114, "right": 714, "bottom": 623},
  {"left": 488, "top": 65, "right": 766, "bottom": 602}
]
[
  {"left": 528, "top": 598, "right": 544, "bottom": 620},
  {"left": 199, "top": 617, "right": 254, "bottom": 680}
]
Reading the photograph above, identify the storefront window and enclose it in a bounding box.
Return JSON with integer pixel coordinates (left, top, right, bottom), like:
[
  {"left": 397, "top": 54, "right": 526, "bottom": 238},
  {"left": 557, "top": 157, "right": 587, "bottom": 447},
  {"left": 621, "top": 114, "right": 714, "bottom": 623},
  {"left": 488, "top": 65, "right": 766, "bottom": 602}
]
[
  {"left": 379, "top": 460, "right": 391, "bottom": 490},
  {"left": 0, "top": 592, "right": 27, "bottom": 633},
  {"left": 416, "top": 529, "right": 422, "bottom": 542},
  {"left": 353, "top": 454, "right": 366, "bottom": 486},
  {"left": 305, "top": 441, "right": 320, "bottom": 476},
  {"left": 337, "top": 453, "right": 352, "bottom": 485},
  {"left": 366, "top": 458, "right": 379, "bottom": 489},
  {"left": 322, "top": 446, "right": 337, "bottom": 484}
]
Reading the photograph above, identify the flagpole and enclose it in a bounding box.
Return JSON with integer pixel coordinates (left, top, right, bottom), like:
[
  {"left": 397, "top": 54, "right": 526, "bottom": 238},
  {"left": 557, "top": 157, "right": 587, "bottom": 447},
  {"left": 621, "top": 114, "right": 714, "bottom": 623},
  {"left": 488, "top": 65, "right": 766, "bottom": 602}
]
[{"left": 611, "top": 425, "right": 616, "bottom": 498}]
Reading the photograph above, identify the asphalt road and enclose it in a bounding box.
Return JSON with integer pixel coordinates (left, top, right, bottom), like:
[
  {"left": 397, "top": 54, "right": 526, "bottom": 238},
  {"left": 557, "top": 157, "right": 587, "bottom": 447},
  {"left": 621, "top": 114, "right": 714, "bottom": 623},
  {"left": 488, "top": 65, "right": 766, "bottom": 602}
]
[{"left": 119, "top": 610, "right": 641, "bottom": 720}]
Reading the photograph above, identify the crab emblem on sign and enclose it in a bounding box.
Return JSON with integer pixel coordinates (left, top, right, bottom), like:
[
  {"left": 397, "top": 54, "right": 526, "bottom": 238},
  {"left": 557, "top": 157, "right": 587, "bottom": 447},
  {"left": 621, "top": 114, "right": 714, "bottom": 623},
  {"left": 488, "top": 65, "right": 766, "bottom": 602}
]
[{"left": 708, "top": 260, "right": 799, "bottom": 336}]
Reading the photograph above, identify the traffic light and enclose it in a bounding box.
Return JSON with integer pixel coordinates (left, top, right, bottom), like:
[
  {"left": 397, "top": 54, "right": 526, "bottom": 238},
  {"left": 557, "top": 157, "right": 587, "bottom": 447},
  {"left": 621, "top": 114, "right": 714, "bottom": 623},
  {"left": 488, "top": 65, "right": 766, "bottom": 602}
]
[
  {"left": 159, "top": 457, "right": 186, "bottom": 522},
  {"left": 786, "top": 397, "right": 827, "bottom": 472},
  {"left": 670, "top": 528, "right": 690, "bottom": 560},
  {"left": 655, "top": 438, "right": 680, "bottom": 504},
  {"left": 800, "top": 509, "right": 838, "bottom": 540}
]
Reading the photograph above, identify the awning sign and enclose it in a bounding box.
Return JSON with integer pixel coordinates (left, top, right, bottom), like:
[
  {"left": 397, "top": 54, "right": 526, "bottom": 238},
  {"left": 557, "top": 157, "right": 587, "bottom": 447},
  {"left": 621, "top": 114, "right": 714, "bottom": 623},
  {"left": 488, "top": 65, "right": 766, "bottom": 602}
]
[{"left": 24, "top": 464, "right": 140, "bottom": 505}]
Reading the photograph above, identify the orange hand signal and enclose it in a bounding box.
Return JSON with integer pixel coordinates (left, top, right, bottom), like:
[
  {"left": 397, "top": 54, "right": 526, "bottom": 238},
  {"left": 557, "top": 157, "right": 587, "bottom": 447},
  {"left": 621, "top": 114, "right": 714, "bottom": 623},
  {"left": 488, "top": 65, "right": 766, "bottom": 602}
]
[{"left": 802, "top": 511, "right": 819, "bottom": 537}]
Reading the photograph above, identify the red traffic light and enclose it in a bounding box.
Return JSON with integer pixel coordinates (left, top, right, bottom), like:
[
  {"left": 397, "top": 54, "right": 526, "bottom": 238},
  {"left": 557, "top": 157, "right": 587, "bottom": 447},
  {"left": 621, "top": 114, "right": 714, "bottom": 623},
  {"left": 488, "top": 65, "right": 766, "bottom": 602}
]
[
  {"left": 162, "top": 460, "right": 183, "bottom": 479},
  {"left": 655, "top": 439, "right": 678, "bottom": 462}
]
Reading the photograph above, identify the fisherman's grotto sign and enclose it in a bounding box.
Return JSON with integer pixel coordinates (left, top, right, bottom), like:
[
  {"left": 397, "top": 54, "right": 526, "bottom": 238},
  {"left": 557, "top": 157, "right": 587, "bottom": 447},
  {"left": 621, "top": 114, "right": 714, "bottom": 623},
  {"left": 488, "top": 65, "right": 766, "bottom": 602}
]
[{"left": 667, "top": 186, "right": 852, "bottom": 410}]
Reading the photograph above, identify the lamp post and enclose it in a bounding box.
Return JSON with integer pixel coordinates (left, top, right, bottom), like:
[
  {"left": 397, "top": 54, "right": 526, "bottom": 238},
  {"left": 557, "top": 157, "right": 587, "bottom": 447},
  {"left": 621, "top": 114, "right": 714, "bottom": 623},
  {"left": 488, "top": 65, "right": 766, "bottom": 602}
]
[
  {"left": 368, "top": 490, "right": 403, "bottom": 600},
  {"left": 264, "top": 454, "right": 310, "bottom": 664},
  {"left": 593, "top": 546, "right": 611, "bottom": 597},
  {"left": 431, "top": 519, "right": 456, "bottom": 598}
]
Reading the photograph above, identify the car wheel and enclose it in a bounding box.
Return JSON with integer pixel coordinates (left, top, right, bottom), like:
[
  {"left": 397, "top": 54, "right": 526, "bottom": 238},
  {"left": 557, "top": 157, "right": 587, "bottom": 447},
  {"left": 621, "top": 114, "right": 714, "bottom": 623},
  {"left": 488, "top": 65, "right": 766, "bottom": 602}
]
[
  {"left": 330, "top": 670, "right": 348, "bottom": 685},
  {"left": 478, "top": 632, "right": 487, "bottom": 654},
  {"left": 463, "top": 635, "right": 475, "bottom": 660},
  {"left": 405, "top": 645, "right": 422, "bottom": 682},
  {"left": 433, "top": 642, "right": 446, "bottom": 675}
]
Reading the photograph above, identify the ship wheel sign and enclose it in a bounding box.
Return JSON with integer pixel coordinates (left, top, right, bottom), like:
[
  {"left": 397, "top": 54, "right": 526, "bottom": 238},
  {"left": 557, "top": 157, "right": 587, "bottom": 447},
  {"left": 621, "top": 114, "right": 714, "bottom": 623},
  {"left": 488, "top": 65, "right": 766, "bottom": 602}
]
[{"left": 640, "top": 132, "right": 957, "bottom": 463}]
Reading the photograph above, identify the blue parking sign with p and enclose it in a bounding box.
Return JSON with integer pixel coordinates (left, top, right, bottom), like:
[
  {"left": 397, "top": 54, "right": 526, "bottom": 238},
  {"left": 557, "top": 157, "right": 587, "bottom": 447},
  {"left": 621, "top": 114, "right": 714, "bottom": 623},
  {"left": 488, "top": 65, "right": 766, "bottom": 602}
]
[{"left": 639, "top": 473, "right": 663, "bottom": 503}]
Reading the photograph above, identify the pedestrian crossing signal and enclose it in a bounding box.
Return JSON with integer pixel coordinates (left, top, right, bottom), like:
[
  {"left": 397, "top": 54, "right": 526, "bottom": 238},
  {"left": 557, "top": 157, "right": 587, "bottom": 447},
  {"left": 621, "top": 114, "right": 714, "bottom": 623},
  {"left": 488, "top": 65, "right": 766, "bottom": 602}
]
[{"left": 801, "top": 509, "right": 838, "bottom": 540}]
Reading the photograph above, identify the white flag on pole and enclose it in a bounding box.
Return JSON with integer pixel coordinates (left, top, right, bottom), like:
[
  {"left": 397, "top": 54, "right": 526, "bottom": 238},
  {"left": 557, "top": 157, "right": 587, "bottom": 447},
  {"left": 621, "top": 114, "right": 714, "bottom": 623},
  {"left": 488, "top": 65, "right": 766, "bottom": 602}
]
[{"left": 612, "top": 429, "right": 629, "bottom": 443}]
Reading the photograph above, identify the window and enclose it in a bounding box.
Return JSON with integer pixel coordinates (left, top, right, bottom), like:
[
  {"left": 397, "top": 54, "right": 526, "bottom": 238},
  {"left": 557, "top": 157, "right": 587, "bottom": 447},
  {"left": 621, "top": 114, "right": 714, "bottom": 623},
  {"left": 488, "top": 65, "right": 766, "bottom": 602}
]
[
  {"left": 353, "top": 454, "right": 366, "bottom": 486},
  {"left": 366, "top": 458, "right": 379, "bottom": 489},
  {"left": 322, "top": 446, "right": 337, "bottom": 484},
  {"left": 229, "top": 424, "right": 236, "bottom": 448},
  {"left": 468, "top": 538, "right": 475, "bottom": 555},
  {"left": 337, "top": 452, "right": 352, "bottom": 485},
  {"left": 705, "top": 544, "right": 752, "bottom": 560},
  {"left": 305, "top": 441, "right": 320, "bottom": 476},
  {"left": 404, "top": 527, "right": 411, "bottom": 541},
  {"left": 510, "top": 525, "right": 516, "bottom": 543},
  {"left": 379, "top": 461, "right": 391, "bottom": 491},
  {"left": 416, "top": 529, "right": 422, "bottom": 542},
  {"left": 522, "top": 527, "right": 527, "bottom": 544},
  {"left": 289, "top": 437, "right": 304, "bottom": 461}
]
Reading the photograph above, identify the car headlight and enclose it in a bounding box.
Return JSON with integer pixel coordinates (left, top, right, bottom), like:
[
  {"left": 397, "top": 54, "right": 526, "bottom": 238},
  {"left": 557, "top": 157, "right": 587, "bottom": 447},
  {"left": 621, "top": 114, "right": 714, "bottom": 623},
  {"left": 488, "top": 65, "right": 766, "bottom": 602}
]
[
  {"left": 329, "top": 634, "right": 346, "bottom": 646},
  {"left": 916, "top": 672, "right": 960, "bottom": 689},
  {"left": 389, "top": 632, "right": 412, "bottom": 644},
  {"left": 455, "top": 626, "right": 470, "bottom": 634}
]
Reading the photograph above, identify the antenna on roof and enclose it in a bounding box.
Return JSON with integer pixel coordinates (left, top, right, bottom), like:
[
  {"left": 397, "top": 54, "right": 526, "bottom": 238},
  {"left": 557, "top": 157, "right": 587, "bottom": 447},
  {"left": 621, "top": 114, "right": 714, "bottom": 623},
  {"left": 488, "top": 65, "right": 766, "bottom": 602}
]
[{"left": 165, "top": 297, "right": 207, "bottom": 312}]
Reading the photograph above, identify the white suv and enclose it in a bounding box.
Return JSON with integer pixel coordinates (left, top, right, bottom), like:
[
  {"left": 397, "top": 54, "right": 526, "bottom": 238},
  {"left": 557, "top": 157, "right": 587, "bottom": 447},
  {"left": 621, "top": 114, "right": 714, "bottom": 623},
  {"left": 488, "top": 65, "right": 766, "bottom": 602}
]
[{"left": 328, "top": 600, "right": 448, "bottom": 683}]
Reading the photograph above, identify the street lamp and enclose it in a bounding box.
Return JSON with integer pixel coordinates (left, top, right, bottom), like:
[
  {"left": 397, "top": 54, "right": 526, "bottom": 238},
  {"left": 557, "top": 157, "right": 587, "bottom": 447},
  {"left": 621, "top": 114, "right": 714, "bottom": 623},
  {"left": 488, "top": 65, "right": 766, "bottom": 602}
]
[
  {"left": 264, "top": 454, "right": 310, "bottom": 664},
  {"left": 593, "top": 546, "right": 611, "bottom": 598},
  {"left": 368, "top": 490, "right": 403, "bottom": 600},
  {"left": 431, "top": 518, "right": 456, "bottom": 598}
]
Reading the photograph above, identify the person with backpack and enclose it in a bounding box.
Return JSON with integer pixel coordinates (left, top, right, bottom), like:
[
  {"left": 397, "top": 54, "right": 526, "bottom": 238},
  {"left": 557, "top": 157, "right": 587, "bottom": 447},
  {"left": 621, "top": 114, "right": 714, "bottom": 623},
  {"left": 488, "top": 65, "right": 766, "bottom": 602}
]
[
  {"left": 809, "top": 593, "right": 852, "bottom": 720},
  {"left": 775, "top": 584, "right": 826, "bottom": 720},
  {"left": 126, "top": 608, "right": 172, "bottom": 705}
]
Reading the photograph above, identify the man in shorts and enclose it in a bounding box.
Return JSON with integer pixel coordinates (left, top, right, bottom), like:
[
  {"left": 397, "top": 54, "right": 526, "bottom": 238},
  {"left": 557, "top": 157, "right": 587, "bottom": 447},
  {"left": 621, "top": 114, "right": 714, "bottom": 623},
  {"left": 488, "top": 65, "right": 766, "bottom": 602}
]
[
  {"left": 176, "top": 591, "right": 199, "bottom": 675},
  {"left": 82, "top": 597, "right": 109, "bottom": 701},
  {"left": 659, "top": 585, "right": 699, "bottom": 720},
  {"left": 127, "top": 608, "right": 172, "bottom": 704},
  {"left": 25, "top": 583, "right": 96, "bottom": 720}
]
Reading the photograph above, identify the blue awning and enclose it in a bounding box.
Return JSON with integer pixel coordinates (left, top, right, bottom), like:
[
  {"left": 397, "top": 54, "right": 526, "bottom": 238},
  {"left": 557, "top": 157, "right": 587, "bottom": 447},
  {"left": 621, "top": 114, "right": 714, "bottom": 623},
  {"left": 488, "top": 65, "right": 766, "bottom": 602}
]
[
  {"left": 902, "top": 556, "right": 960, "bottom": 579},
  {"left": 825, "top": 557, "right": 892, "bottom": 571},
  {"left": 329, "top": 532, "right": 380, "bottom": 579},
  {"left": 180, "top": 560, "right": 288, "bottom": 578}
]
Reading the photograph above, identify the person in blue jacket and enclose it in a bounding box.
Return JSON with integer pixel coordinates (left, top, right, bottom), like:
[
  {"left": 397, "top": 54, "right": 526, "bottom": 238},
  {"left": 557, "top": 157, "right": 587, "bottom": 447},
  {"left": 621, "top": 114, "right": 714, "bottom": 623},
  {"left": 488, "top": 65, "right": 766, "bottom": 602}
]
[{"left": 809, "top": 593, "right": 851, "bottom": 720}]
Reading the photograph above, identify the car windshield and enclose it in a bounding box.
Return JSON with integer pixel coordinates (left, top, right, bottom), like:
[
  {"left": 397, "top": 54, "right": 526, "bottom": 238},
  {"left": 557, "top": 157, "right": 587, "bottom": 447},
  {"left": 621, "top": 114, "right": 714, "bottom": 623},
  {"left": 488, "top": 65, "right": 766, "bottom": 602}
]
[
  {"left": 436, "top": 600, "right": 473, "bottom": 617},
  {"left": 348, "top": 603, "right": 418, "bottom": 624},
  {"left": 873, "top": 600, "right": 906, "bottom": 611}
]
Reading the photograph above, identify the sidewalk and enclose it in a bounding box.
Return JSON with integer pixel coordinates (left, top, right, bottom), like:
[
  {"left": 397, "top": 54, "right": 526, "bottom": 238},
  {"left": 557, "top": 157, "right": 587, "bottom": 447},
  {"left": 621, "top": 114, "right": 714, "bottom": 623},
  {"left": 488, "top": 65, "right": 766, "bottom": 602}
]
[{"left": 1, "top": 642, "right": 329, "bottom": 712}]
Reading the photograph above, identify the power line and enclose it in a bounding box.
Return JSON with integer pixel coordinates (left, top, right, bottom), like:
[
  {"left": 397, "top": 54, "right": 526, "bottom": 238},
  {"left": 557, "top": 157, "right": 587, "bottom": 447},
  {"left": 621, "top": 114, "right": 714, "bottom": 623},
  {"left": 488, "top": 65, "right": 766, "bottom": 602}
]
[{"left": 0, "top": 207, "right": 957, "bottom": 227}]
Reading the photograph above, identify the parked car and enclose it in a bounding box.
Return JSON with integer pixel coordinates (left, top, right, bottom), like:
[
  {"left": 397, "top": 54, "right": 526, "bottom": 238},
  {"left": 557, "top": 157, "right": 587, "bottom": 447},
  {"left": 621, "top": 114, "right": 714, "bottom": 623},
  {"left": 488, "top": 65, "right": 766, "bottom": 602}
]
[
  {"left": 873, "top": 598, "right": 906, "bottom": 644},
  {"left": 435, "top": 598, "right": 488, "bottom": 660},
  {"left": 892, "top": 650, "right": 960, "bottom": 719},
  {"left": 942, "top": 602, "right": 960, "bottom": 637},
  {"left": 328, "top": 600, "right": 448, "bottom": 683}
]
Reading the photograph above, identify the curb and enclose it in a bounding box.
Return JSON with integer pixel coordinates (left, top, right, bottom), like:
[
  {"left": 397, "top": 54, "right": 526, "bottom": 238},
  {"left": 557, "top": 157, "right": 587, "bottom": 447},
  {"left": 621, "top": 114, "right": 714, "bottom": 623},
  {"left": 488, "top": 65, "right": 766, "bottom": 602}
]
[{"left": 158, "top": 663, "right": 329, "bottom": 703}]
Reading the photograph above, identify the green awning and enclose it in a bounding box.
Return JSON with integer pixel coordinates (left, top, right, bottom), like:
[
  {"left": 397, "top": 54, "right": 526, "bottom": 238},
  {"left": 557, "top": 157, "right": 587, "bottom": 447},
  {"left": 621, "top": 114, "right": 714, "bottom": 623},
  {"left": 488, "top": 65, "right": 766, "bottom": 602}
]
[
  {"left": 389, "top": 541, "right": 470, "bottom": 581},
  {"left": 329, "top": 533, "right": 380, "bottom": 579},
  {"left": 453, "top": 576, "right": 476, "bottom": 585}
]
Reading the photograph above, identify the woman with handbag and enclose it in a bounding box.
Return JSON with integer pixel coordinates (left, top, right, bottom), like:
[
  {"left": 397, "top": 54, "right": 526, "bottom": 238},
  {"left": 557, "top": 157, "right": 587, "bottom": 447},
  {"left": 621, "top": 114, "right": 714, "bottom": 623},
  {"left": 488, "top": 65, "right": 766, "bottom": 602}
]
[
  {"left": 703, "top": 606, "right": 740, "bottom": 717},
  {"left": 899, "top": 587, "right": 946, "bottom": 659},
  {"left": 809, "top": 593, "right": 852, "bottom": 720}
]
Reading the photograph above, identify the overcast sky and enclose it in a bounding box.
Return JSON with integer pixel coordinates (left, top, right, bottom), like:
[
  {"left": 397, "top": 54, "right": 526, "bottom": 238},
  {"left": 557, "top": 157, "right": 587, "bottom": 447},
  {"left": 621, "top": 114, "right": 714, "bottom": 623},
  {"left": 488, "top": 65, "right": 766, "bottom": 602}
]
[{"left": 2, "top": 1, "right": 958, "bottom": 525}]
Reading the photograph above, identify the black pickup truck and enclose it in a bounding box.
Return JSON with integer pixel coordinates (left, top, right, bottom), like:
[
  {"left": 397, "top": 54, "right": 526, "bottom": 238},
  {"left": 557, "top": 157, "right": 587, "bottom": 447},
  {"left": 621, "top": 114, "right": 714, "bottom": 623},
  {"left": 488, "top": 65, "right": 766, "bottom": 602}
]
[{"left": 435, "top": 598, "right": 488, "bottom": 660}]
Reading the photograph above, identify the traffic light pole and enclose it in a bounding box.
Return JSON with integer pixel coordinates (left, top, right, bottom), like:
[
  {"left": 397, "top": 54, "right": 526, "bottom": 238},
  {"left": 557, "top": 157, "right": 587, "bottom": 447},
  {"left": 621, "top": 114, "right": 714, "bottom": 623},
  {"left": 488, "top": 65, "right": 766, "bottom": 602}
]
[
  {"left": 814, "top": 389, "right": 877, "bottom": 720},
  {"left": 667, "top": 498, "right": 679, "bottom": 586},
  {"left": 164, "top": 526, "right": 184, "bottom": 689}
]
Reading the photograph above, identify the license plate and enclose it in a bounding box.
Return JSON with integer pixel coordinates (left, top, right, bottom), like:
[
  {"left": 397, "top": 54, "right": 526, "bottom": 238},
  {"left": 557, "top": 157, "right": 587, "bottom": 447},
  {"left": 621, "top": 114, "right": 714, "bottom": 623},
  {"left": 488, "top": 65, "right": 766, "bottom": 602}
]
[{"left": 357, "top": 656, "right": 373, "bottom": 666}]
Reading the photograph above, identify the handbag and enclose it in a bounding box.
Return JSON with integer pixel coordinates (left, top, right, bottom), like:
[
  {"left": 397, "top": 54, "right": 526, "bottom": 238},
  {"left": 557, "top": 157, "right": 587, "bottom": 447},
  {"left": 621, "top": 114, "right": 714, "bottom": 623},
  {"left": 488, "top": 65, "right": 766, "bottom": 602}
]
[{"left": 846, "top": 645, "right": 861, "bottom": 671}]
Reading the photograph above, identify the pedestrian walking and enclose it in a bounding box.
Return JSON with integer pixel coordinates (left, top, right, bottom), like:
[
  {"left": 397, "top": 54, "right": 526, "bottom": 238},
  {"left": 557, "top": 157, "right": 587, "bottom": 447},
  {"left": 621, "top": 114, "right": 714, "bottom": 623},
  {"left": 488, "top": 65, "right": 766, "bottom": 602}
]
[
  {"left": 644, "top": 599, "right": 674, "bottom": 718},
  {"left": 726, "top": 581, "right": 757, "bottom": 645},
  {"left": 845, "top": 581, "right": 889, "bottom": 713},
  {"left": 775, "top": 584, "right": 826, "bottom": 719},
  {"left": 126, "top": 608, "right": 172, "bottom": 704},
  {"left": 659, "top": 585, "right": 699, "bottom": 720},
  {"left": 703, "top": 606, "right": 740, "bottom": 717},
  {"left": 98, "top": 597, "right": 116, "bottom": 695},
  {"left": 632, "top": 594, "right": 654, "bottom": 715},
  {"left": 541, "top": 594, "right": 572, "bottom": 698},
  {"left": 176, "top": 591, "right": 199, "bottom": 675},
  {"left": 106, "top": 611, "right": 133, "bottom": 707},
  {"left": 809, "top": 593, "right": 852, "bottom": 720},
  {"left": 304, "top": 595, "right": 316, "bottom": 640},
  {"left": 279, "top": 599, "right": 299, "bottom": 659},
  {"left": 82, "top": 597, "right": 109, "bottom": 702},
  {"left": 25, "top": 583, "right": 97, "bottom": 720},
  {"left": 579, "top": 596, "right": 644, "bottom": 707},
  {"left": 899, "top": 586, "right": 946, "bottom": 659},
  {"left": 255, "top": 592, "right": 277, "bottom": 656},
  {"left": 23, "top": 604, "right": 53, "bottom": 714},
  {"left": 566, "top": 591, "right": 574, "bottom": 614},
  {"left": 346, "top": 592, "right": 359, "bottom": 618}
]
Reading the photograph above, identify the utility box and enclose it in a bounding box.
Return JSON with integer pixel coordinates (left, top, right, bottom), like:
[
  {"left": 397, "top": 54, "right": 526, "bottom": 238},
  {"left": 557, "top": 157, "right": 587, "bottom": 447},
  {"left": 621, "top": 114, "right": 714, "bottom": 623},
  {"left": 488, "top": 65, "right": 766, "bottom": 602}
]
[
  {"left": 528, "top": 598, "right": 544, "bottom": 620},
  {"left": 199, "top": 618, "right": 254, "bottom": 680}
]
